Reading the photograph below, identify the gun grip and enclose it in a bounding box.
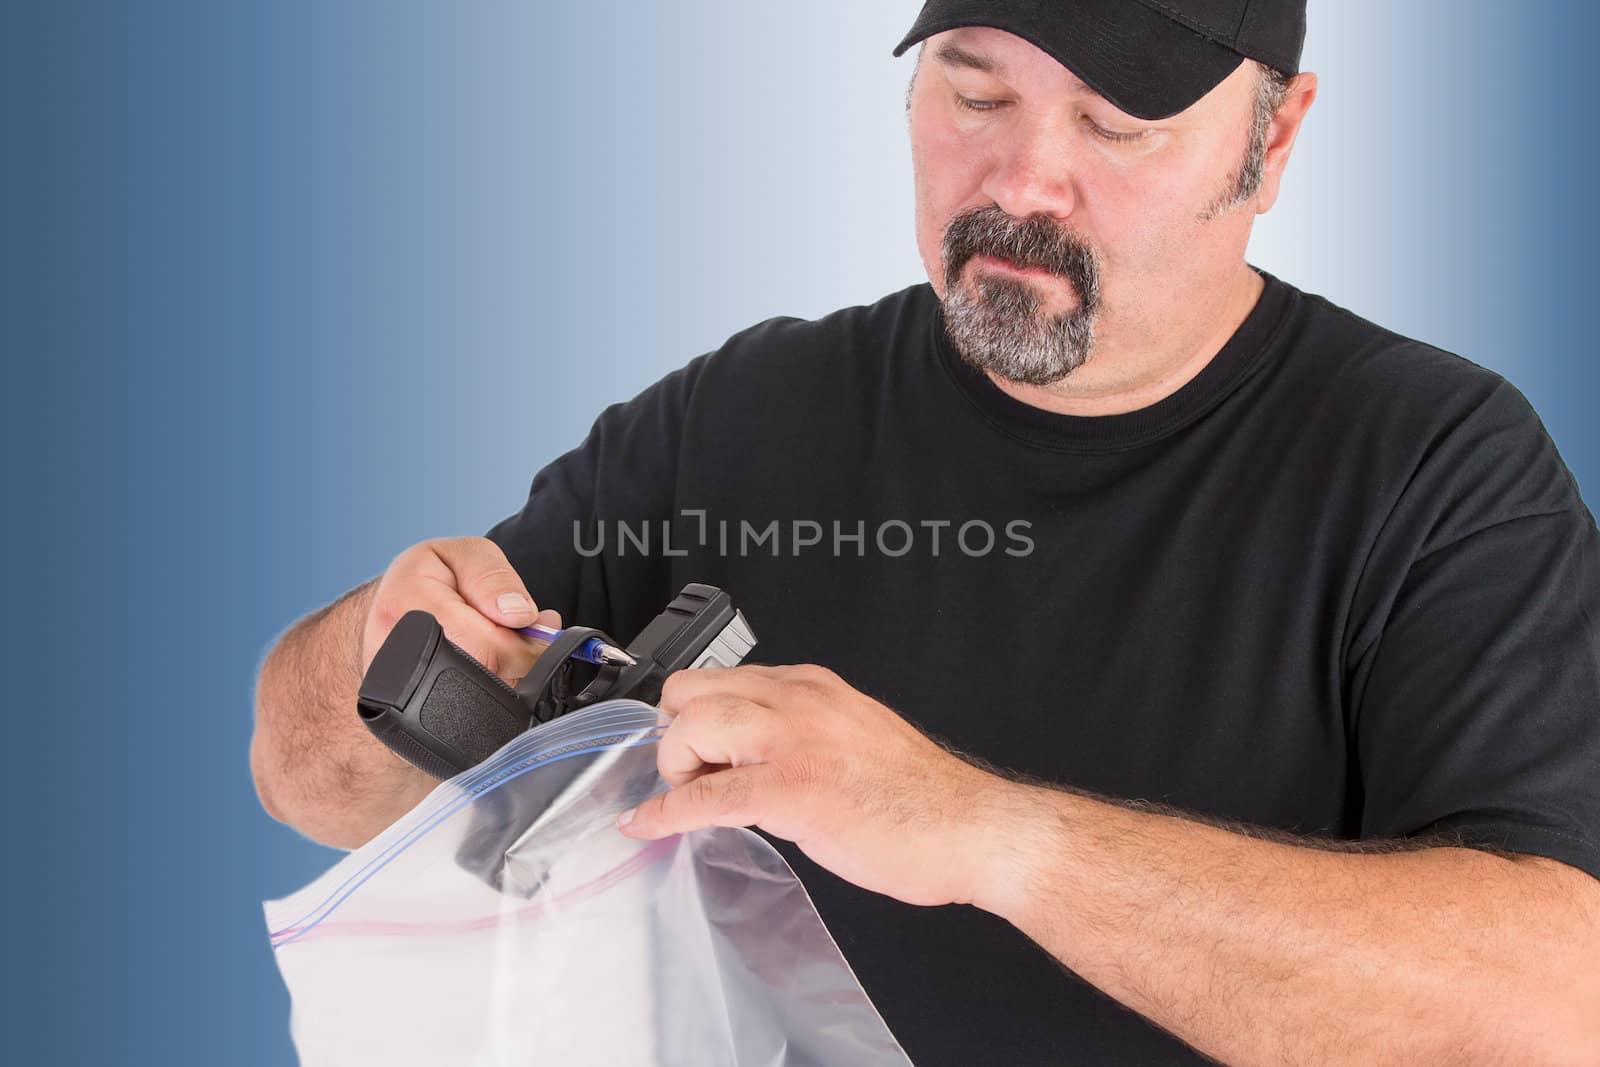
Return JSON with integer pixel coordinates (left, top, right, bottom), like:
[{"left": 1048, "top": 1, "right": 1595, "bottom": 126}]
[{"left": 357, "top": 610, "right": 533, "bottom": 779}]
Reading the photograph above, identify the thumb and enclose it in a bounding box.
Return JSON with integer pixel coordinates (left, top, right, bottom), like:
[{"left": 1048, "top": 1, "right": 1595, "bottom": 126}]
[
  {"left": 433, "top": 537, "right": 541, "bottom": 627},
  {"left": 617, "top": 765, "right": 776, "bottom": 840}
]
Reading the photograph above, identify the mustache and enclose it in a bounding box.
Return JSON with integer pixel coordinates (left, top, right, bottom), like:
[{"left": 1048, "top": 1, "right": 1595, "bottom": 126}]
[{"left": 942, "top": 206, "right": 1101, "bottom": 308}]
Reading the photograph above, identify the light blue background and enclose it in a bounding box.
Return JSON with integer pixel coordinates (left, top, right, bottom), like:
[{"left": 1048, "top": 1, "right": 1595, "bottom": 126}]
[{"left": 11, "top": 2, "right": 1597, "bottom": 1062}]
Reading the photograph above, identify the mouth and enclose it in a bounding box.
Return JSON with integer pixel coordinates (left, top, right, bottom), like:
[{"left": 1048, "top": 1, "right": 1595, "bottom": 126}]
[{"left": 969, "top": 254, "right": 1064, "bottom": 281}]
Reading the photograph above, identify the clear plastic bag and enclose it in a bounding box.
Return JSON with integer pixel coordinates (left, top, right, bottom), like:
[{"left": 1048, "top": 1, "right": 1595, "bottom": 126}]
[{"left": 264, "top": 699, "right": 911, "bottom": 1066}]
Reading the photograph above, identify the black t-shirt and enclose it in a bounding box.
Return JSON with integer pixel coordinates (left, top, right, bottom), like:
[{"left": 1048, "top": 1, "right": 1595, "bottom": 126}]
[{"left": 487, "top": 270, "right": 1600, "bottom": 1065}]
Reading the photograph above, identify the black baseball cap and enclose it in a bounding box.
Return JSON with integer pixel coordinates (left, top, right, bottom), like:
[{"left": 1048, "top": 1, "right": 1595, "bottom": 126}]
[{"left": 893, "top": 0, "right": 1306, "bottom": 121}]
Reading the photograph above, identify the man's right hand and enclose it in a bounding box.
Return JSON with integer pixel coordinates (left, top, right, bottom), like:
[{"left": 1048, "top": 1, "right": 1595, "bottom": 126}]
[
  {"left": 361, "top": 537, "right": 562, "bottom": 688},
  {"left": 252, "top": 536, "right": 561, "bottom": 849}
]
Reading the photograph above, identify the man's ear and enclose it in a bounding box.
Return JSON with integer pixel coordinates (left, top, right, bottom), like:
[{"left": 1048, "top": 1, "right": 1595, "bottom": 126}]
[{"left": 1256, "top": 71, "right": 1318, "bottom": 215}]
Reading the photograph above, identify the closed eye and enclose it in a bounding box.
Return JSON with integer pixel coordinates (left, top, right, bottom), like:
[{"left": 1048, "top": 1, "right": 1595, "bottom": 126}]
[
  {"left": 1083, "top": 117, "right": 1148, "bottom": 144},
  {"left": 957, "top": 95, "right": 1150, "bottom": 146},
  {"left": 954, "top": 94, "right": 1007, "bottom": 113}
]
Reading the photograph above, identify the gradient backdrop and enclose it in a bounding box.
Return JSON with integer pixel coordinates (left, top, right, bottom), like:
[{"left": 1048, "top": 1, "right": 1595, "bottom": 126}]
[{"left": 12, "top": 1, "right": 1599, "bottom": 1062}]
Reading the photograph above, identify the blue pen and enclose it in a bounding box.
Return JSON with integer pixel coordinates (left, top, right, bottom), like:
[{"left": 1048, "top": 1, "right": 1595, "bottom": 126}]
[{"left": 518, "top": 623, "right": 637, "bottom": 667}]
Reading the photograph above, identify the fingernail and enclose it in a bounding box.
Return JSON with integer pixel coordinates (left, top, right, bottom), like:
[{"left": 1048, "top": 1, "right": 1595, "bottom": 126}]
[
  {"left": 616, "top": 808, "right": 636, "bottom": 828},
  {"left": 497, "top": 592, "right": 531, "bottom": 617}
]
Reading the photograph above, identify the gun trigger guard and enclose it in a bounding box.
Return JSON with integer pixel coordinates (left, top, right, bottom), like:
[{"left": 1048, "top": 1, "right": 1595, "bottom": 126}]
[{"left": 514, "top": 626, "right": 625, "bottom": 723}]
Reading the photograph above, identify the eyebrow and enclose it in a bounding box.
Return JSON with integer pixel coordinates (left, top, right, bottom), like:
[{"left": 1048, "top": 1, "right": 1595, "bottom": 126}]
[
  {"left": 933, "top": 42, "right": 1004, "bottom": 76},
  {"left": 931, "top": 40, "right": 1100, "bottom": 98}
]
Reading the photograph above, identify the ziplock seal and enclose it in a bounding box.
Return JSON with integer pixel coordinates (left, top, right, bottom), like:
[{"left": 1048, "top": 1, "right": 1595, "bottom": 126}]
[{"left": 269, "top": 707, "right": 664, "bottom": 946}]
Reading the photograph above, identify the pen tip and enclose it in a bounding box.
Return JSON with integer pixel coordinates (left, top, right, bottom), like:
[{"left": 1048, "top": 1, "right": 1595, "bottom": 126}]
[{"left": 599, "top": 646, "right": 637, "bottom": 667}]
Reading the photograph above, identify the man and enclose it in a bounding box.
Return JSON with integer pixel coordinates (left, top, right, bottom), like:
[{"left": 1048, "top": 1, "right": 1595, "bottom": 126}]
[{"left": 252, "top": 2, "right": 1600, "bottom": 1063}]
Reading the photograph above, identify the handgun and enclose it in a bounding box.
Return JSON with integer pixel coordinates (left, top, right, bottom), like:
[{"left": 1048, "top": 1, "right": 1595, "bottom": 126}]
[{"left": 356, "top": 583, "right": 755, "bottom": 779}]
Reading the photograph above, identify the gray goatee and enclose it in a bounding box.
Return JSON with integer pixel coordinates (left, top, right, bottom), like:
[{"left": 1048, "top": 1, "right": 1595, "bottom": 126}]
[{"left": 940, "top": 205, "right": 1103, "bottom": 386}]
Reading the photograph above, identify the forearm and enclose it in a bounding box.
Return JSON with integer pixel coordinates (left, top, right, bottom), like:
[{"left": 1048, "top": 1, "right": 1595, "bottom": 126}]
[
  {"left": 973, "top": 784, "right": 1599, "bottom": 1065},
  {"left": 250, "top": 579, "right": 433, "bottom": 848}
]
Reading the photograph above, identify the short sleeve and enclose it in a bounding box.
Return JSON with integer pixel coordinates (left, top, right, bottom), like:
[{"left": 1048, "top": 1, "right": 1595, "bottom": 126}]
[
  {"left": 484, "top": 354, "right": 709, "bottom": 641},
  {"left": 1347, "top": 378, "right": 1600, "bottom": 881}
]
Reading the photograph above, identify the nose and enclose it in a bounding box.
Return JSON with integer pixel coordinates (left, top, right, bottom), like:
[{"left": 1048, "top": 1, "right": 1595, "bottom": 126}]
[{"left": 979, "top": 114, "right": 1079, "bottom": 222}]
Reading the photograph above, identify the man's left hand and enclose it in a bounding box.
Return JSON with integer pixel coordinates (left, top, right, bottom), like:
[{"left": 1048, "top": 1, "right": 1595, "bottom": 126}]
[{"left": 616, "top": 664, "right": 1018, "bottom": 907}]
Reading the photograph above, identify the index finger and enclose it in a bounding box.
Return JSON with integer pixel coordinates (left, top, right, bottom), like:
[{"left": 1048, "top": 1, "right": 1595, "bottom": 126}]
[{"left": 658, "top": 664, "right": 786, "bottom": 718}]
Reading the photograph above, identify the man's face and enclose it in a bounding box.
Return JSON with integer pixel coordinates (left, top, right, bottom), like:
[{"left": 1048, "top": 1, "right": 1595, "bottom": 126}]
[{"left": 908, "top": 28, "right": 1267, "bottom": 386}]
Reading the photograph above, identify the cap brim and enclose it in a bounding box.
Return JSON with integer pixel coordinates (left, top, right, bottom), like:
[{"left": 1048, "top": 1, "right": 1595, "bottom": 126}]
[{"left": 892, "top": 0, "right": 1244, "bottom": 121}]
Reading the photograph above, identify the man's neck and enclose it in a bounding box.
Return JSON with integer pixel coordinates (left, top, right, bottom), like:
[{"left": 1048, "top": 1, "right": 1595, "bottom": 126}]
[{"left": 987, "top": 264, "right": 1266, "bottom": 417}]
